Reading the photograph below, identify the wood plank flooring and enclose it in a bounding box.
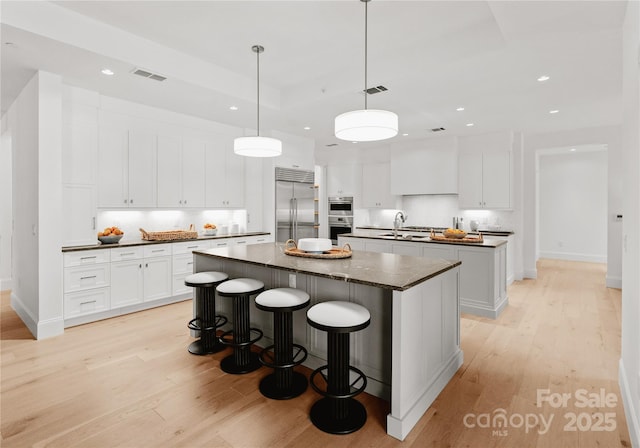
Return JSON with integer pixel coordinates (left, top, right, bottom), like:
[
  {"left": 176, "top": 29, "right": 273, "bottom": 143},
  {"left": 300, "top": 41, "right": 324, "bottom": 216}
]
[{"left": 1, "top": 259, "right": 631, "bottom": 447}]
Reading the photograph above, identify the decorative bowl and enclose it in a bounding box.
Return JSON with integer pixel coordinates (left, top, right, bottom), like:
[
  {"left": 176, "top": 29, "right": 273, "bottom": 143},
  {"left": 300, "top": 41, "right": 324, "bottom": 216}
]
[
  {"left": 98, "top": 234, "right": 123, "bottom": 244},
  {"left": 443, "top": 229, "right": 467, "bottom": 239},
  {"left": 203, "top": 229, "right": 218, "bottom": 236},
  {"left": 298, "top": 238, "right": 332, "bottom": 253}
]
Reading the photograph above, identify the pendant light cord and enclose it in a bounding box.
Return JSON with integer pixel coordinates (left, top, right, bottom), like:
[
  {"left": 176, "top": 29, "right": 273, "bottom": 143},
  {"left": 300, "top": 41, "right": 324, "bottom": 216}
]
[
  {"left": 256, "top": 47, "right": 260, "bottom": 136},
  {"left": 364, "top": 0, "right": 368, "bottom": 111}
]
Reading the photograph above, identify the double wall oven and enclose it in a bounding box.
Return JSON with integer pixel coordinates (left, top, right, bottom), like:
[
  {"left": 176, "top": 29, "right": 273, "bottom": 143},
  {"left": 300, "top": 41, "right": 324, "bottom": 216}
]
[{"left": 328, "top": 196, "right": 353, "bottom": 244}]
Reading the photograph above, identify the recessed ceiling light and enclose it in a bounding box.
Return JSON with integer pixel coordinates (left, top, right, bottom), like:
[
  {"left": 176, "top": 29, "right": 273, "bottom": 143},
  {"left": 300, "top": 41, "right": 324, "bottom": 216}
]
[
  {"left": 352, "top": 141, "right": 358, "bottom": 144},
  {"left": 549, "top": 109, "right": 559, "bottom": 114},
  {"left": 402, "top": 133, "right": 409, "bottom": 136},
  {"left": 456, "top": 107, "right": 465, "bottom": 111},
  {"left": 101, "top": 69, "right": 114, "bottom": 76},
  {"left": 303, "top": 126, "right": 311, "bottom": 130},
  {"left": 229, "top": 106, "right": 238, "bottom": 111},
  {"left": 537, "top": 75, "right": 550, "bottom": 82},
  {"left": 570, "top": 148, "right": 576, "bottom": 152},
  {"left": 466, "top": 123, "right": 474, "bottom": 127}
]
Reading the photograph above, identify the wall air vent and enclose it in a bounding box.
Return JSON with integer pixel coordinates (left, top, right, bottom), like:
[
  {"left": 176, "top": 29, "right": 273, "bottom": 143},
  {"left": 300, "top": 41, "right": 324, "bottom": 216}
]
[
  {"left": 364, "top": 85, "right": 388, "bottom": 95},
  {"left": 132, "top": 68, "right": 167, "bottom": 82},
  {"left": 431, "top": 127, "right": 446, "bottom": 132}
]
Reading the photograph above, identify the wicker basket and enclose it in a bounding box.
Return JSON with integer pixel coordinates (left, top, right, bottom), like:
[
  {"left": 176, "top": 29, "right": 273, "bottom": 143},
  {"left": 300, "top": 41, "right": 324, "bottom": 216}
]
[{"left": 140, "top": 225, "right": 198, "bottom": 241}]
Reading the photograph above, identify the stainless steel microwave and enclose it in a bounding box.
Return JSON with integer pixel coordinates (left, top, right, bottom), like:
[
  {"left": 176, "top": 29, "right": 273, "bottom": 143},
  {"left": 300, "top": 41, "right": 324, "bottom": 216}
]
[{"left": 328, "top": 196, "right": 353, "bottom": 216}]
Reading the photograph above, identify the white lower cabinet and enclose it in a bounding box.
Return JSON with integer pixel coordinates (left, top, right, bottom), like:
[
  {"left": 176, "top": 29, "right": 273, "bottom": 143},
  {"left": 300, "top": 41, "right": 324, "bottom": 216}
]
[
  {"left": 143, "top": 256, "right": 172, "bottom": 302},
  {"left": 64, "top": 288, "right": 110, "bottom": 318},
  {"left": 111, "top": 259, "right": 144, "bottom": 309},
  {"left": 63, "top": 249, "right": 111, "bottom": 319}
]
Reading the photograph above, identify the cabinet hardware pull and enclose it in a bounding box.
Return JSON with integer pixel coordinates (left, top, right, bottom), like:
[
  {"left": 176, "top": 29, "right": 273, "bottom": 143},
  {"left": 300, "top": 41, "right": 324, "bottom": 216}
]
[
  {"left": 139, "top": 264, "right": 142, "bottom": 268},
  {"left": 80, "top": 275, "right": 97, "bottom": 280},
  {"left": 217, "top": 243, "right": 226, "bottom": 246},
  {"left": 80, "top": 256, "right": 97, "bottom": 260},
  {"left": 80, "top": 300, "right": 97, "bottom": 305},
  {"left": 187, "top": 246, "right": 198, "bottom": 249},
  {"left": 236, "top": 241, "right": 246, "bottom": 244},
  {"left": 187, "top": 262, "right": 194, "bottom": 265},
  {"left": 120, "top": 252, "right": 135, "bottom": 256},
  {"left": 145, "top": 263, "right": 148, "bottom": 268},
  {"left": 124, "top": 199, "right": 128, "bottom": 204},
  {"left": 184, "top": 200, "right": 187, "bottom": 204},
  {"left": 130, "top": 199, "right": 133, "bottom": 204},
  {"left": 92, "top": 217, "right": 96, "bottom": 230},
  {"left": 152, "top": 249, "right": 164, "bottom": 253}
]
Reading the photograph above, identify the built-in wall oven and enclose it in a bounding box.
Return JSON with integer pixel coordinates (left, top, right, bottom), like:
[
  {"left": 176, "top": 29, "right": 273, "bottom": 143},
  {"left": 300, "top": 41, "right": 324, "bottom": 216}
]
[{"left": 328, "top": 197, "right": 354, "bottom": 244}]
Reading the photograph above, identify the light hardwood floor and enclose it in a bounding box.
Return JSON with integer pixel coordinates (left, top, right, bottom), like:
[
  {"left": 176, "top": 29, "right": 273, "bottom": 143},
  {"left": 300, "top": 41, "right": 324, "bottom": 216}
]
[{"left": 1, "top": 259, "right": 631, "bottom": 447}]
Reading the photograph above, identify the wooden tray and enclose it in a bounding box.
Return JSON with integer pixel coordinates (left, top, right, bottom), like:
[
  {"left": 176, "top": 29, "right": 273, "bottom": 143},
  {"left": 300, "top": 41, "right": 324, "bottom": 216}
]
[
  {"left": 140, "top": 225, "right": 198, "bottom": 241},
  {"left": 284, "top": 240, "right": 352, "bottom": 259},
  {"left": 430, "top": 231, "right": 484, "bottom": 244}
]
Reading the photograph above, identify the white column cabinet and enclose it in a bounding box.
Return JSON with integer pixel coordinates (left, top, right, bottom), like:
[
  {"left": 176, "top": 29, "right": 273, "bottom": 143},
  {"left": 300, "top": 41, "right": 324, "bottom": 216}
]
[
  {"left": 362, "top": 163, "right": 397, "bottom": 209},
  {"left": 458, "top": 150, "right": 511, "bottom": 210},
  {"left": 205, "top": 137, "right": 245, "bottom": 208}
]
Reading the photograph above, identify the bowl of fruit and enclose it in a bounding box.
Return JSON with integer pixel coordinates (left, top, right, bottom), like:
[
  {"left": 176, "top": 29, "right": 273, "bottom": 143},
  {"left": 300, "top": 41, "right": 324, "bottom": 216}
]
[
  {"left": 98, "top": 226, "right": 124, "bottom": 244},
  {"left": 443, "top": 228, "right": 467, "bottom": 239},
  {"left": 203, "top": 223, "right": 217, "bottom": 236}
]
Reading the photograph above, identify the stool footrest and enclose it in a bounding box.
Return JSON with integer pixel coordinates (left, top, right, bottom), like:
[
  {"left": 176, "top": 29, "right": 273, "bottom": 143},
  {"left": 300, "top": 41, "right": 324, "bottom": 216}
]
[
  {"left": 309, "top": 365, "right": 368, "bottom": 400},
  {"left": 219, "top": 328, "right": 263, "bottom": 348},
  {"left": 258, "top": 344, "right": 308, "bottom": 369},
  {"left": 187, "top": 315, "right": 227, "bottom": 332}
]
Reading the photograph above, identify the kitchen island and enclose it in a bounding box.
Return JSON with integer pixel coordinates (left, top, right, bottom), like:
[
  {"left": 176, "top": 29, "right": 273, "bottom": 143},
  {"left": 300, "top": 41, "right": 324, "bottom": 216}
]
[{"left": 193, "top": 242, "right": 462, "bottom": 441}]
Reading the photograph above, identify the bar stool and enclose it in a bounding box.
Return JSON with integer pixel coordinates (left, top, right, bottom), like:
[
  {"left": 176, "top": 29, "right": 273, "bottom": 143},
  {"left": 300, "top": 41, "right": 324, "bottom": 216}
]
[
  {"left": 216, "top": 278, "right": 265, "bottom": 374},
  {"left": 255, "top": 288, "right": 310, "bottom": 400},
  {"left": 185, "top": 271, "right": 229, "bottom": 355},
  {"left": 307, "top": 301, "right": 371, "bottom": 435}
]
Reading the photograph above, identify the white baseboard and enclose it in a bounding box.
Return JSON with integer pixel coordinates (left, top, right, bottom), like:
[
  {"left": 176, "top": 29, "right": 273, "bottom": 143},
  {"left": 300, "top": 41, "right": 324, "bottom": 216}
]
[
  {"left": 619, "top": 358, "right": 640, "bottom": 448},
  {"left": 538, "top": 251, "right": 607, "bottom": 264},
  {"left": 524, "top": 268, "right": 538, "bottom": 279},
  {"left": 10, "top": 291, "right": 65, "bottom": 339},
  {"left": 606, "top": 276, "right": 622, "bottom": 289}
]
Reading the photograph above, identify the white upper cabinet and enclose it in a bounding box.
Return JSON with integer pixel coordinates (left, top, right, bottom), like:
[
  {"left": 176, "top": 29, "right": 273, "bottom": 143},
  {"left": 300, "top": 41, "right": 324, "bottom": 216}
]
[
  {"left": 390, "top": 137, "right": 458, "bottom": 195},
  {"left": 205, "top": 135, "right": 245, "bottom": 208},
  {"left": 97, "top": 125, "right": 157, "bottom": 208},
  {"left": 457, "top": 132, "right": 512, "bottom": 210},
  {"left": 157, "top": 135, "right": 206, "bottom": 208},
  {"left": 362, "top": 163, "right": 398, "bottom": 209},
  {"left": 327, "top": 164, "right": 361, "bottom": 198}
]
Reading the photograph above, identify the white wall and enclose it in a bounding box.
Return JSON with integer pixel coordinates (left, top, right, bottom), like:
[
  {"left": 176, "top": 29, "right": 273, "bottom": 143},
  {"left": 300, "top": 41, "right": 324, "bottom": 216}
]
[
  {"left": 538, "top": 149, "right": 608, "bottom": 263},
  {"left": 0, "top": 130, "right": 12, "bottom": 290},
  {"left": 620, "top": 1, "right": 640, "bottom": 446}
]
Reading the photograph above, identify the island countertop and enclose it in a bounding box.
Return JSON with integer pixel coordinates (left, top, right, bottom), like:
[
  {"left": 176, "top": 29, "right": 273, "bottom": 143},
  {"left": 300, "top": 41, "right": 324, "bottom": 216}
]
[
  {"left": 341, "top": 231, "right": 507, "bottom": 248},
  {"left": 193, "top": 242, "right": 460, "bottom": 291}
]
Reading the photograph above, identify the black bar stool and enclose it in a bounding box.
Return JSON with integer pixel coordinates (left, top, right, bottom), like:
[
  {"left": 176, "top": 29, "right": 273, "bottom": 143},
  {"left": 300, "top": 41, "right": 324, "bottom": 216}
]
[
  {"left": 307, "top": 301, "right": 371, "bottom": 435},
  {"left": 185, "top": 271, "right": 229, "bottom": 355},
  {"left": 255, "top": 287, "right": 310, "bottom": 400},
  {"left": 216, "top": 278, "right": 265, "bottom": 374}
]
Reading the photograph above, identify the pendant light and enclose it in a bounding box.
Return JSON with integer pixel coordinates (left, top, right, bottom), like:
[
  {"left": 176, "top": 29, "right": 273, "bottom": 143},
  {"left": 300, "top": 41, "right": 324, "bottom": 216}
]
[
  {"left": 234, "top": 45, "right": 282, "bottom": 157},
  {"left": 334, "top": 0, "right": 398, "bottom": 142}
]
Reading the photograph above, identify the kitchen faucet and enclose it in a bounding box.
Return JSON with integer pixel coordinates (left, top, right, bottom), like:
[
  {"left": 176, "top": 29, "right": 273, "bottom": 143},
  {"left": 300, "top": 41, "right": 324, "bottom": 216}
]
[{"left": 393, "top": 211, "right": 408, "bottom": 238}]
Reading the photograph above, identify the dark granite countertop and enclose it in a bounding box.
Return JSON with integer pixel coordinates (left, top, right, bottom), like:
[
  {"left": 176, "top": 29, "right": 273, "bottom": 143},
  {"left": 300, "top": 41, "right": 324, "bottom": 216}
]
[
  {"left": 194, "top": 242, "right": 461, "bottom": 291},
  {"left": 356, "top": 226, "right": 514, "bottom": 237},
  {"left": 343, "top": 232, "right": 507, "bottom": 248},
  {"left": 61, "top": 232, "right": 271, "bottom": 252}
]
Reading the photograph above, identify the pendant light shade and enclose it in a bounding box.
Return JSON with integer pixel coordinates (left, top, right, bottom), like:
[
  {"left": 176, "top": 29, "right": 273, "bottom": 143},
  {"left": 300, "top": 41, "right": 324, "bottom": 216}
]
[
  {"left": 234, "top": 45, "right": 282, "bottom": 157},
  {"left": 334, "top": 0, "right": 398, "bottom": 142},
  {"left": 335, "top": 109, "right": 398, "bottom": 142},
  {"left": 233, "top": 136, "right": 282, "bottom": 157}
]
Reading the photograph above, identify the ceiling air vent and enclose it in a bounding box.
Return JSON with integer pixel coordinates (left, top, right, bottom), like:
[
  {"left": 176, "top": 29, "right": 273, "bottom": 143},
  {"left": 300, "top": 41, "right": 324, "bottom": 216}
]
[
  {"left": 364, "top": 85, "right": 388, "bottom": 95},
  {"left": 431, "top": 127, "right": 446, "bottom": 132},
  {"left": 325, "top": 143, "right": 338, "bottom": 147},
  {"left": 132, "top": 68, "right": 167, "bottom": 82}
]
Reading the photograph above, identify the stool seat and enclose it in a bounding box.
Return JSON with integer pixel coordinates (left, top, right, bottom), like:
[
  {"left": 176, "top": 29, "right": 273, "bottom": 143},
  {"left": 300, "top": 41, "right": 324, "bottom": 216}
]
[
  {"left": 217, "top": 278, "right": 264, "bottom": 296},
  {"left": 307, "top": 301, "right": 370, "bottom": 332},
  {"left": 255, "top": 288, "right": 310, "bottom": 312},
  {"left": 185, "top": 271, "right": 229, "bottom": 287}
]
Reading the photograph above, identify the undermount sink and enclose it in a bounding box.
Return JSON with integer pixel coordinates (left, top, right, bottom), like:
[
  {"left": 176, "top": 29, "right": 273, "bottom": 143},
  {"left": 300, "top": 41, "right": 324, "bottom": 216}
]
[{"left": 378, "top": 233, "right": 430, "bottom": 240}]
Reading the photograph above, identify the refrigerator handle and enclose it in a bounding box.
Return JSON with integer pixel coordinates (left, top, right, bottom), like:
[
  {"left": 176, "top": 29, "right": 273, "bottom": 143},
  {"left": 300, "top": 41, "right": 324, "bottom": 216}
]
[
  {"left": 294, "top": 198, "right": 298, "bottom": 240},
  {"left": 289, "top": 198, "right": 294, "bottom": 240}
]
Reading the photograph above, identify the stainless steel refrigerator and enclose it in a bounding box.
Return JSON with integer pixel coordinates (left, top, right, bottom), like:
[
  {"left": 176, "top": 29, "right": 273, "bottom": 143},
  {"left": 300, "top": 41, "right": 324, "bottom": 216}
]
[{"left": 275, "top": 167, "right": 318, "bottom": 243}]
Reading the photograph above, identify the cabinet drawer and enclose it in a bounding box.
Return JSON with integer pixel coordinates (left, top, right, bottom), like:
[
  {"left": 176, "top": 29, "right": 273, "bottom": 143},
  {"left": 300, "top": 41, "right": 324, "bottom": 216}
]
[
  {"left": 211, "top": 240, "right": 230, "bottom": 249},
  {"left": 64, "top": 249, "right": 110, "bottom": 267},
  {"left": 64, "top": 264, "right": 110, "bottom": 292},
  {"left": 144, "top": 244, "right": 172, "bottom": 258},
  {"left": 111, "top": 246, "right": 144, "bottom": 261},
  {"left": 64, "top": 287, "right": 110, "bottom": 318},
  {"left": 173, "top": 253, "right": 195, "bottom": 274},
  {"left": 172, "top": 241, "right": 210, "bottom": 255}
]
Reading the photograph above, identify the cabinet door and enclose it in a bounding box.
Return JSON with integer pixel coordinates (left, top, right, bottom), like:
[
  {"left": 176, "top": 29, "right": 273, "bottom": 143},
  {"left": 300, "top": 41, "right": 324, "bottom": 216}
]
[
  {"left": 111, "top": 260, "right": 144, "bottom": 309},
  {"left": 157, "top": 135, "right": 183, "bottom": 208},
  {"left": 225, "top": 151, "right": 245, "bottom": 208},
  {"left": 392, "top": 242, "right": 421, "bottom": 257},
  {"left": 128, "top": 129, "right": 157, "bottom": 207},
  {"left": 458, "top": 151, "right": 483, "bottom": 209},
  {"left": 181, "top": 138, "right": 206, "bottom": 208},
  {"left": 98, "top": 126, "right": 128, "bottom": 207},
  {"left": 62, "top": 184, "right": 96, "bottom": 246},
  {"left": 327, "top": 164, "right": 361, "bottom": 197},
  {"left": 144, "top": 257, "right": 172, "bottom": 301},
  {"left": 204, "top": 139, "right": 227, "bottom": 207},
  {"left": 362, "top": 163, "right": 395, "bottom": 208},
  {"left": 482, "top": 151, "right": 511, "bottom": 209},
  {"left": 62, "top": 121, "right": 97, "bottom": 185}
]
